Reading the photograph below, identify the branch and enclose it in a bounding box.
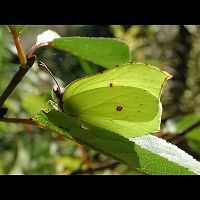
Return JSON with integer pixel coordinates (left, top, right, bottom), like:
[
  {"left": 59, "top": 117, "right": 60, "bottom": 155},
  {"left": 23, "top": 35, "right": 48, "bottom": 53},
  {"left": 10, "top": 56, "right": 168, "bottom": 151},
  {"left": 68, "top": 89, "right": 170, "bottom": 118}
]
[
  {"left": 27, "top": 43, "right": 48, "bottom": 59},
  {"left": 167, "top": 120, "right": 200, "bottom": 144},
  {"left": 8, "top": 25, "right": 27, "bottom": 67},
  {"left": 156, "top": 120, "right": 200, "bottom": 145},
  {"left": 0, "top": 56, "right": 36, "bottom": 108},
  {"left": 0, "top": 117, "right": 36, "bottom": 125},
  {"left": 70, "top": 161, "right": 120, "bottom": 175}
]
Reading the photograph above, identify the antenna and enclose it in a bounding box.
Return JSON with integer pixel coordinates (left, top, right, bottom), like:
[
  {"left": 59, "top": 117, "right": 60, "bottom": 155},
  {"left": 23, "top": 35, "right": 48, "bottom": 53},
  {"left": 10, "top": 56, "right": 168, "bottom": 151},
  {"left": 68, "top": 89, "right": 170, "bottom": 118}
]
[
  {"left": 37, "top": 60, "right": 61, "bottom": 93},
  {"left": 36, "top": 60, "right": 64, "bottom": 111}
]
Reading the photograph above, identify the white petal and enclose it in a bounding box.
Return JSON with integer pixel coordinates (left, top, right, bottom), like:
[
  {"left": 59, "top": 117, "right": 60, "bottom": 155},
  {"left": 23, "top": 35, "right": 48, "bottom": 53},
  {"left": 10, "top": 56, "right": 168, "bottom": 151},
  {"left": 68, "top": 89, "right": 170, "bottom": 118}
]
[{"left": 36, "top": 30, "right": 60, "bottom": 45}]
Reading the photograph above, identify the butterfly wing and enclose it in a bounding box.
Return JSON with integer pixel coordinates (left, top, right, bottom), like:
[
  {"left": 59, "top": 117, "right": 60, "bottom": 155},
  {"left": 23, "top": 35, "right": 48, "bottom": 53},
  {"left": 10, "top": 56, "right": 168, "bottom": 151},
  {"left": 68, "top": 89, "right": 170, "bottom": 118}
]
[{"left": 63, "top": 63, "right": 171, "bottom": 138}]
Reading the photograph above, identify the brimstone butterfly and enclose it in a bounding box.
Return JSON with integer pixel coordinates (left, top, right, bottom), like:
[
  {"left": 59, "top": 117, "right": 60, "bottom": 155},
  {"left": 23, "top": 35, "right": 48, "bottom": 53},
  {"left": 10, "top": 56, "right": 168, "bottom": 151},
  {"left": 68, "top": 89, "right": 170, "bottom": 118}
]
[{"left": 60, "top": 63, "right": 171, "bottom": 138}]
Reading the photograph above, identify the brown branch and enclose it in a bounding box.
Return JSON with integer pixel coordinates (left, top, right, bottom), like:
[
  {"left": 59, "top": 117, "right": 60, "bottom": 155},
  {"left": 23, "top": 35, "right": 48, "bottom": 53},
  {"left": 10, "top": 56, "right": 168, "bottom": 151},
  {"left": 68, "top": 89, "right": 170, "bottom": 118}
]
[
  {"left": 0, "top": 117, "right": 36, "bottom": 125},
  {"left": 0, "top": 56, "right": 36, "bottom": 108},
  {"left": 8, "top": 25, "right": 27, "bottom": 67},
  {"left": 155, "top": 119, "right": 200, "bottom": 145},
  {"left": 167, "top": 120, "right": 200, "bottom": 144},
  {"left": 70, "top": 161, "right": 120, "bottom": 175}
]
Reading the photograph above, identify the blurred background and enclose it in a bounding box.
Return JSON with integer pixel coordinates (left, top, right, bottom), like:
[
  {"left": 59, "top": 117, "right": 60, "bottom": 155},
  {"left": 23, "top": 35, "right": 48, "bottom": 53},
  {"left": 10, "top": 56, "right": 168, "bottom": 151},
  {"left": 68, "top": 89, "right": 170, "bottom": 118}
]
[{"left": 1, "top": 25, "right": 200, "bottom": 174}]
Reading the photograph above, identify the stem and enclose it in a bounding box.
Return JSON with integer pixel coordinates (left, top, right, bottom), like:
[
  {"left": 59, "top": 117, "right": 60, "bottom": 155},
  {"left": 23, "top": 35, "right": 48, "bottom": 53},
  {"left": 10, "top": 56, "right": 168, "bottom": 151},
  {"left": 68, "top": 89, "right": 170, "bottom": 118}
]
[
  {"left": 70, "top": 161, "right": 120, "bottom": 175},
  {"left": 27, "top": 43, "right": 48, "bottom": 58},
  {"left": 0, "top": 56, "right": 36, "bottom": 108},
  {"left": 0, "top": 117, "right": 36, "bottom": 125},
  {"left": 156, "top": 120, "right": 200, "bottom": 145},
  {"left": 8, "top": 25, "right": 27, "bottom": 67},
  {"left": 168, "top": 120, "right": 200, "bottom": 144}
]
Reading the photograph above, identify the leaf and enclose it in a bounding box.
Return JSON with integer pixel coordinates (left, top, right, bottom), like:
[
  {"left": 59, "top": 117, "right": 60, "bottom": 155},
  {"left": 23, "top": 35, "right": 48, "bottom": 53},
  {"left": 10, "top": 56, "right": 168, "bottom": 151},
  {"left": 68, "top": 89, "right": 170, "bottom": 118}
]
[
  {"left": 49, "top": 37, "right": 130, "bottom": 68},
  {"left": 33, "top": 109, "right": 200, "bottom": 174},
  {"left": 79, "top": 58, "right": 98, "bottom": 75},
  {"left": 63, "top": 63, "right": 171, "bottom": 138},
  {"left": 131, "top": 134, "right": 200, "bottom": 175}
]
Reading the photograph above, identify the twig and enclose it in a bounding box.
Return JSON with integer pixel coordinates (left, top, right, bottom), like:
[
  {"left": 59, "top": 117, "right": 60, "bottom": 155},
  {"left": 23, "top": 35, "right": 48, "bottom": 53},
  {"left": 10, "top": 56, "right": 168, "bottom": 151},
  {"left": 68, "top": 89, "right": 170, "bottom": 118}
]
[
  {"left": 27, "top": 43, "right": 48, "bottom": 59},
  {"left": 0, "top": 117, "right": 36, "bottom": 125},
  {"left": 0, "top": 56, "right": 36, "bottom": 108},
  {"left": 167, "top": 120, "right": 200, "bottom": 144},
  {"left": 8, "top": 25, "right": 27, "bottom": 67},
  {"left": 70, "top": 161, "right": 120, "bottom": 175},
  {"left": 155, "top": 120, "right": 200, "bottom": 145}
]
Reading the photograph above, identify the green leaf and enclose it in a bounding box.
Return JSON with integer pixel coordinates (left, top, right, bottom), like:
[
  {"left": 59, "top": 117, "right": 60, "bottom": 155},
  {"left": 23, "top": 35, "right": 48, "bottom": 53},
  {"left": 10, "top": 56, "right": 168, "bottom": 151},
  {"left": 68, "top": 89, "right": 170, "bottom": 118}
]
[
  {"left": 79, "top": 58, "right": 98, "bottom": 75},
  {"left": 33, "top": 109, "right": 200, "bottom": 174},
  {"left": 49, "top": 37, "right": 130, "bottom": 68},
  {"left": 63, "top": 63, "right": 171, "bottom": 138}
]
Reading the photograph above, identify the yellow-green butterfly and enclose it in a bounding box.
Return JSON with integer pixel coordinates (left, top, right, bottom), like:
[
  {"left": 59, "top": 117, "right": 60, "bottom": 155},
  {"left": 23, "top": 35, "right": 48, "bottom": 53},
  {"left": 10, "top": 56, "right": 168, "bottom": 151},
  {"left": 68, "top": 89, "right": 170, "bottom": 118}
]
[{"left": 61, "top": 63, "right": 171, "bottom": 138}]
